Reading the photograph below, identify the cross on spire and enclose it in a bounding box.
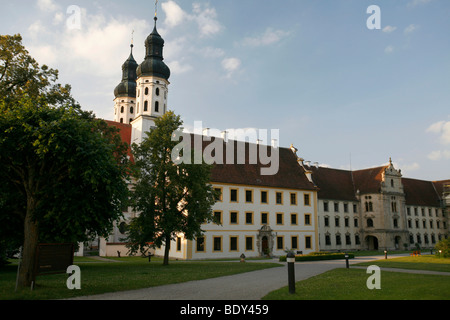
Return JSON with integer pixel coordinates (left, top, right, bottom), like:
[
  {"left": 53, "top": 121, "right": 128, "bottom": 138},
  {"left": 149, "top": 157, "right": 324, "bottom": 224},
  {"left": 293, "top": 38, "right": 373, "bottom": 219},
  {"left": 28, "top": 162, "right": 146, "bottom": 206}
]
[{"left": 155, "top": 0, "right": 159, "bottom": 18}]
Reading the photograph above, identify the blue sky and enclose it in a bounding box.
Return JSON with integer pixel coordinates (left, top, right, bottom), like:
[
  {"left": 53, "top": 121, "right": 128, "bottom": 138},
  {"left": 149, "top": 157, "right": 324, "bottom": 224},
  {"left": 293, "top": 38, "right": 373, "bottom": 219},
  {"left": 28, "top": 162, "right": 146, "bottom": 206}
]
[{"left": 2, "top": 0, "right": 450, "bottom": 181}]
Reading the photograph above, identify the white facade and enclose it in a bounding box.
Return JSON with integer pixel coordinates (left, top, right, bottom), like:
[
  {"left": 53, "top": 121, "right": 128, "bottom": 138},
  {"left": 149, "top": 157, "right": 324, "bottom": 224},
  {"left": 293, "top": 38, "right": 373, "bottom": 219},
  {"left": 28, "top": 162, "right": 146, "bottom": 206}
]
[{"left": 154, "top": 183, "right": 319, "bottom": 260}]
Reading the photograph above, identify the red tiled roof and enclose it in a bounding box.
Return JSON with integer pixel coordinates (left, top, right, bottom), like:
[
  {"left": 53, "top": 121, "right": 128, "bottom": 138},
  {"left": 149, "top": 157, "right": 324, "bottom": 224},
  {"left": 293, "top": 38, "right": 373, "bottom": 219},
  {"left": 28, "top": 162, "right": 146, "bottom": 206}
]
[
  {"left": 352, "top": 166, "right": 388, "bottom": 194},
  {"left": 402, "top": 178, "right": 442, "bottom": 207},
  {"left": 306, "top": 166, "right": 357, "bottom": 201},
  {"left": 104, "top": 120, "right": 133, "bottom": 160}
]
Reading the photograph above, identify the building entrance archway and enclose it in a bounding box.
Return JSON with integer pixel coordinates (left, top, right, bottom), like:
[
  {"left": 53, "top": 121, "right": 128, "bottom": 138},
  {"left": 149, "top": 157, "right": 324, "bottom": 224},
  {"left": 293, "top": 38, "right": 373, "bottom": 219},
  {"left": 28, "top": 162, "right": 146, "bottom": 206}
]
[{"left": 366, "top": 235, "right": 379, "bottom": 250}]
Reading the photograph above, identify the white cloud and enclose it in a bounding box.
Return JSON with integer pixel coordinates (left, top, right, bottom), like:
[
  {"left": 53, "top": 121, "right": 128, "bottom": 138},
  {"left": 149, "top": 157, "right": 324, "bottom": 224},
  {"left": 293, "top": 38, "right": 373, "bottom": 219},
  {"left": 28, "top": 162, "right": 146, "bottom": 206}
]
[
  {"left": 168, "top": 60, "right": 193, "bottom": 75},
  {"left": 241, "top": 28, "right": 291, "bottom": 47},
  {"left": 162, "top": 0, "right": 186, "bottom": 28},
  {"left": 404, "top": 24, "right": 419, "bottom": 34},
  {"left": 221, "top": 57, "right": 241, "bottom": 78},
  {"left": 37, "top": 0, "right": 59, "bottom": 12},
  {"left": 192, "top": 3, "right": 223, "bottom": 37},
  {"left": 384, "top": 45, "right": 394, "bottom": 54},
  {"left": 427, "top": 120, "right": 450, "bottom": 145},
  {"left": 427, "top": 150, "right": 450, "bottom": 161},
  {"left": 161, "top": 1, "right": 222, "bottom": 38},
  {"left": 408, "top": 0, "right": 432, "bottom": 8},
  {"left": 382, "top": 26, "right": 397, "bottom": 33}
]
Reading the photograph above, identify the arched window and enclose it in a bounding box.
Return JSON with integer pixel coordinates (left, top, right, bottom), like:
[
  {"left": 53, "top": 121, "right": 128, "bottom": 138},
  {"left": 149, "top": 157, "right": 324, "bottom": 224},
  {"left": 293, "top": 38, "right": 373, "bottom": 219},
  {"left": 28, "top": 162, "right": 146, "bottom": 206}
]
[
  {"left": 120, "top": 118, "right": 124, "bottom": 124},
  {"left": 129, "top": 118, "right": 133, "bottom": 124},
  {"left": 155, "top": 101, "right": 159, "bottom": 113},
  {"left": 130, "top": 107, "right": 134, "bottom": 114},
  {"left": 144, "top": 101, "right": 148, "bottom": 112},
  {"left": 367, "top": 218, "right": 374, "bottom": 228},
  {"left": 145, "top": 87, "right": 149, "bottom": 95},
  {"left": 121, "top": 106, "right": 124, "bottom": 113},
  {"left": 156, "top": 87, "right": 160, "bottom": 96}
]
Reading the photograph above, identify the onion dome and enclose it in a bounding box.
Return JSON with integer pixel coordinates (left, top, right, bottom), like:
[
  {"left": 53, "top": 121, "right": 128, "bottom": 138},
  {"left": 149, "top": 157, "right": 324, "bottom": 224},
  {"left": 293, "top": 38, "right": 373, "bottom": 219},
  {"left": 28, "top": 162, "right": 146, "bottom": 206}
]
[
  {"left": 136, "top": 17, "right": 171, "bottom": 80},
  {"left": 114, "top": 44, "right": 138, "bottom": 98}
]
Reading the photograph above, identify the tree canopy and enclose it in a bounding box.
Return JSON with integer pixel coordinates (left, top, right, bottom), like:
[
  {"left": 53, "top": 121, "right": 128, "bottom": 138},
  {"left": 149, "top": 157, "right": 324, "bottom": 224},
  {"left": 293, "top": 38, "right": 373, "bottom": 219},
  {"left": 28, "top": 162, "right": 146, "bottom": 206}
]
[
  {"left": 0, "top": 34, "right": 130, "bottom": 287},
  {"left": 126, "top": 111, "right": 218, "bottom": 265}
]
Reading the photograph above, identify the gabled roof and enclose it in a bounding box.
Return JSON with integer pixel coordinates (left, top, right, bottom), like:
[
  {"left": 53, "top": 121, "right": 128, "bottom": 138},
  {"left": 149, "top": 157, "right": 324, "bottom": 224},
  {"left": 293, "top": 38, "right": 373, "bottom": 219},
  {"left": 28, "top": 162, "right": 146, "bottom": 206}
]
[
  {"left": 104, "top": 120, "right": 133, "bottom": 160},
  {"left": 306, "top": 166, "right": 357, "bottom": 201},
  {"left": 402, "top": 178, "right": 442, "bottom": 207},
  {"left": 352, "top": 166, "right": 388, "bottom": 194},
  {"left": 203, "top": 138, "right": 317, "bottom": 191},
  {"left": 103, "top": 122, "right": 317, "bottom": 191}
]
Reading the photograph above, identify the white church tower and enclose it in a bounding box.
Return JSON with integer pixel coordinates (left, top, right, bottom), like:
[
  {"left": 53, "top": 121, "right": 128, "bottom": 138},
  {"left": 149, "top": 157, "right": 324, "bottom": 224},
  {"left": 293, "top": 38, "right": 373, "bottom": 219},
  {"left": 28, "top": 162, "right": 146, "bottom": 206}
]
[
  {"left": 113, "top": 43, "right": 138, "bottom": 124},
  {"left": 132, "top": 16, "right": 171, "bottom": 145}
]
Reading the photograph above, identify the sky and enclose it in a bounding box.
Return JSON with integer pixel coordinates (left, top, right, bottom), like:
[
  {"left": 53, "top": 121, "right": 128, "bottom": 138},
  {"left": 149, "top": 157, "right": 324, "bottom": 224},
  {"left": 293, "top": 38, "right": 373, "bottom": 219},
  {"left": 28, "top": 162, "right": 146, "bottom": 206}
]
[{"left": 2, "top": 0, "right": 450, "bottom": 181}]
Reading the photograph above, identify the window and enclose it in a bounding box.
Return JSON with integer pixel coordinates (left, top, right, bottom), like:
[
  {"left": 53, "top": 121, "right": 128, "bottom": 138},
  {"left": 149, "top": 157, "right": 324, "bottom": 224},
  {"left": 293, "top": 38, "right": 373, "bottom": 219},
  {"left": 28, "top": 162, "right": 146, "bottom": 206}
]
[
  {"left": 120, "top": 118, "right": 123, "bottom": 124},
  {"left": 345, "top": 217, "right": 349, "bottom": 227},
  {"left": 213, "top": 211, "right": 222, "bottom": 225},
  {"left": 344, "top": 203, "right": 348, "bottom": 213},
  {"left": 121, "top": 106, "right": 124, "bottom": 113},
  {"left": 354, "top": 218, "right": 359, "bottom": 227},
  {"left": 393, "top": 218, "right": 398, "bottom": 228},
  {"left": 144, "top": 101, "right": 148, "bottom": 112},
  {"left": 155, "top": 101, "right": 159, "bottom": 113},
  {"left": 325, "top": 235, "right": 331, "bottom": 245},
  {"left": 261, "top": 191, "right": 268, "bottom": 204},
  {"left": 245, "top": 190, "right": 253, "bottom": 203},
  {"left": 324, "top": 202, "right": 329, "bottom": 212},
  {"left": 291, "top": 236, "right": 298, "bottom": 250},
  {"left": 276, "top": 192, "right": 283, "bottom": 204},
  {"left": 230, "top": 189, "right": 238, "bottom": 202},
  {"left": 335, "top": 216, "right": 340, "bottom": 227},
  {"left": 230, "top": 212, "right": 238, "bottom": 224},
  {"left": 324, "top": 216, "right": 329, "bottom": 227},
  {"left": 214, "top": 187, "right": 223, "bottom": 202},
  {"left": 230, "top": 237, "right": 238, "bottom": 251},
  {"left": 276, "top": 213, "right": 284, "bottom": 225},
  {"left": 336, "top": 234, "right": 341, "bottom": 245},
  {"left": 261, "top": 213, "right": 268, "bottom": 225},
  {"left": 145, "top": 87, "right": 149, "bottom": 95},
  {"left": 334, "top": 202, "right": 339, "bottom": 212},
  {"left": 276, "top": 236, "right": 284, "bottom": 250},
  {"left": 245, "top": 212, "right": 253, "bottom": 225},
  {"left": 130, "top": 107, "right": 134, "bottom": 114},
  {"left": 290, "top": 213, "right": 298, "bottom": 225},
  {"left": 196, "top": 237, "right": 205, "bottom": 252},
  {"left": 304, "top": 214, "right": 311, "bottom": 226},
  {"left": 245, "top": 237, "right": 253, "bottom": 251},
  {"left": 156, "top": 87, "right": 160, "bottom": 96},
  {"left": 367, "top": 218, "right": 374, "bottom": 228},
  {"left": 305, "top": 236, "right": 312, "bottom": 249},
  {"left": 345, "top": 234, "right": 351, "bottom": 245},
  {"left": 290, "top": 193, "right": 297, "bottom": 205},
  {"left": 304, "top": 194, "right": 311, "bottom": 206},
  {"left": 176, "top": 237, "right": 182, "bottom": 251},
  {"left": 213, "top": 237, "right": 222, "bottom": 251}
]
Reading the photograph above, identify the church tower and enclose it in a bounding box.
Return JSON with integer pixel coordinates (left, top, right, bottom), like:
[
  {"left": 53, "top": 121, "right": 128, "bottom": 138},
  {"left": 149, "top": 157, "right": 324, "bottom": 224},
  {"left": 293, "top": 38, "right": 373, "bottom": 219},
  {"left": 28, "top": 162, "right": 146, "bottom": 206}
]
[
  {"left": 114, "top": 43, "right": 138, "bottom": 124},
  {"left": 131, "top": 16, "right": 171, "bottom": 145}
]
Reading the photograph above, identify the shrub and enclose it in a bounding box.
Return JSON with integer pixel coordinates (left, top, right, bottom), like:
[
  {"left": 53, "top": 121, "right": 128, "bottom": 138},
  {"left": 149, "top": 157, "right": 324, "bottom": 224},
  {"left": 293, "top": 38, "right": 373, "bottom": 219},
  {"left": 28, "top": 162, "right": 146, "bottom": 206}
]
[
  {"left": 434, "top": 238, "right": 450, "bottom": 258},
  {"left": 279, "top": 252, "right": 354, "bottom": 262}
]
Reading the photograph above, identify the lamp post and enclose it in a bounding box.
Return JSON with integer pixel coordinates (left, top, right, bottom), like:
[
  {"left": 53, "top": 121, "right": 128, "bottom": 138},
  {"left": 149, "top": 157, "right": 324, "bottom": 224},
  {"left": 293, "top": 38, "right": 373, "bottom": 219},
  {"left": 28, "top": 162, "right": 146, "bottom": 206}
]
[
  {"left": 287, "top": 252, "right": 296, "bottom": 294},
  {"left": 384, "top": 250, "right": 388, "bottom": 260},
  {"left": 345, "top": 253, "right": 349, "bottom": 269}
]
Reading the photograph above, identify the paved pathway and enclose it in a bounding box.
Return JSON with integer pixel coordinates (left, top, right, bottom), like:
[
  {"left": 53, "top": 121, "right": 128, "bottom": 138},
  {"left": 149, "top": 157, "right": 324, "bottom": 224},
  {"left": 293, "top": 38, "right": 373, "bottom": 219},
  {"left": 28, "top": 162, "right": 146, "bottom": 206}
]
[{"left": 69, "top": 254, "right": 439, "bottom": 300}]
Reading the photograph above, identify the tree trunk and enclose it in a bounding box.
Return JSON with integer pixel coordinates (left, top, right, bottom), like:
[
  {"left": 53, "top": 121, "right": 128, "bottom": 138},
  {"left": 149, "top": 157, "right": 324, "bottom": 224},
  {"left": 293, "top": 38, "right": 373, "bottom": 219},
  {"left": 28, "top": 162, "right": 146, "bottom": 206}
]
[
  {"left": 17, "top": 200, "right": 39, "bottom": 289},
  {"left": 163, "top": 234, "right": 171, "bottom": 266}
]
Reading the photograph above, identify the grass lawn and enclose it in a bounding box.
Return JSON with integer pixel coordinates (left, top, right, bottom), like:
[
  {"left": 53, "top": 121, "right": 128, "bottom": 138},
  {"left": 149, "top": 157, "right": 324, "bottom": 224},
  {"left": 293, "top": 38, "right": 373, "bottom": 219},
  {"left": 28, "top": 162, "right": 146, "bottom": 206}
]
[
  {"left": 0, "top": 257, "right": 281, "bottom": 300},
  {"left": 262, "top": 268, "right": 450, "bottom": 300},
  {"left": 263, "top": 255, "right": 450, "bottom": 300}
]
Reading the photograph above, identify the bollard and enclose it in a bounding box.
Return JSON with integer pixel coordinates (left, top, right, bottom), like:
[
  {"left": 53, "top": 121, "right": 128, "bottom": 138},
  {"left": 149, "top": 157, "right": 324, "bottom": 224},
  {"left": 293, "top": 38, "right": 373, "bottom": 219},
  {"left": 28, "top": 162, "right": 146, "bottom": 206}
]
[
  {"left": 287, "top": 252, "right": 296, "bottom": 294},
  {"left": 345, "top": 254, "right": 349, "bottom": 269}
]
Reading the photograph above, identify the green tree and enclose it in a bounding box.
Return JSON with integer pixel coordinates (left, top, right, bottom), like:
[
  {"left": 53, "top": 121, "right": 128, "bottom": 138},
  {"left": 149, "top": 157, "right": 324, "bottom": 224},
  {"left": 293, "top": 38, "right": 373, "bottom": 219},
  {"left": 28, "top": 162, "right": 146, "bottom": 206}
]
[
  {"left": 435, "top": 238, "right": 450, "bottom": 258},
  {"left": 126, "top": 112, "right": 217, "bottom": 265},
  {"left": 0, "top": 34, "right": 130, "bottom": 288}
]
